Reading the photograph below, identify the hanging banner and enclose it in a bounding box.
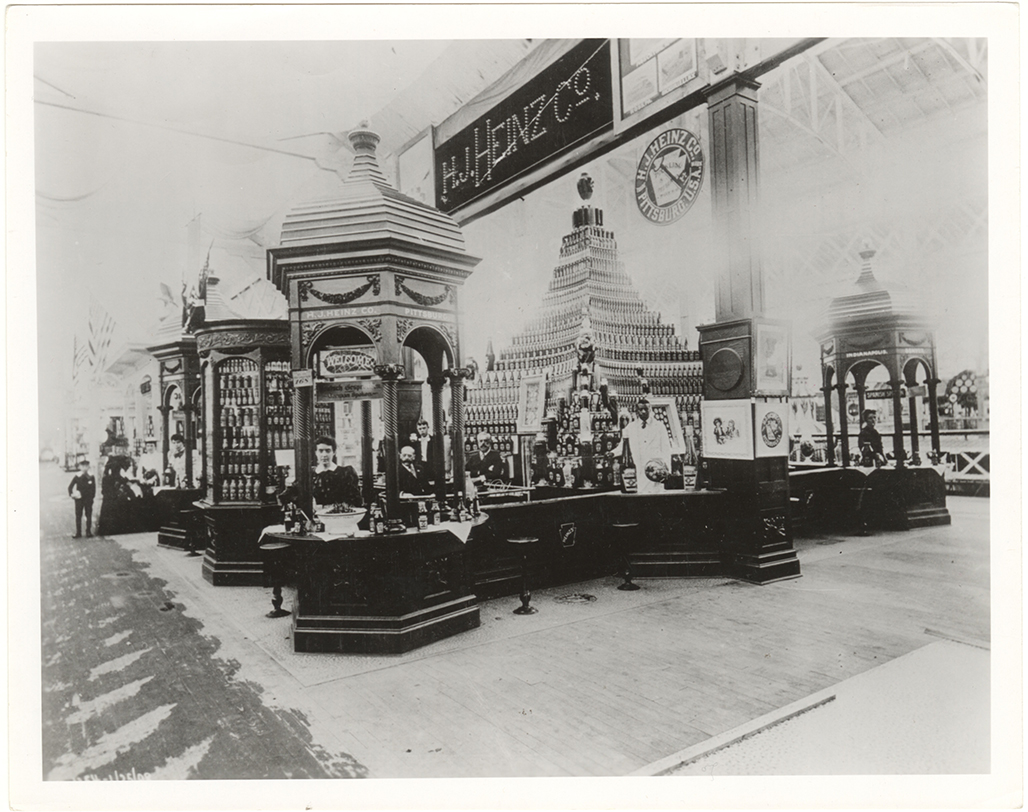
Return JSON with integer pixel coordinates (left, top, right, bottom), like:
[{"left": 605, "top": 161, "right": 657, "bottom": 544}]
[{"left": 435, "top": 39, "right": 614, "bottom": 214}]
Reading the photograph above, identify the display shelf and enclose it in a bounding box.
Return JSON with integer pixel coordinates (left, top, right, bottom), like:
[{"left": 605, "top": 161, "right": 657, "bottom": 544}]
[{"left": 195, "top": 319, "right": 293, "bottom": 585}]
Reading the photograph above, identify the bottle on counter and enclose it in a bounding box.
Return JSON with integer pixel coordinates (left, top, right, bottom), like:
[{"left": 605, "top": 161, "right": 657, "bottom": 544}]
[
  {"left": 621, "top": 438, "right": 638, "bottom": 493},
  {"left": 430, "top": 499, "right": 442, "bottom": 526},
  {"left": 283, "top": 503, "right": 295, "bottom": 534},
  {"left": 417, "top": 501, "right": 428, "bottom": 531},
  {"left": 372, "top": 502, "right": 386, "bottom": 536}
]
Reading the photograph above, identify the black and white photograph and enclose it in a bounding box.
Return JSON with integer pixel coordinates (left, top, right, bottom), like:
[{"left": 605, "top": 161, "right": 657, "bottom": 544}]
[{"left": 7, "top": 4, "right": 1021, "bottom": 809}]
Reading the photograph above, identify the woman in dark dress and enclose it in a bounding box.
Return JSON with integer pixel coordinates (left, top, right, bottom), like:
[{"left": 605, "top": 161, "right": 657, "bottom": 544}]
[
  {"left": 311, "top": 436, "right": 362, "bottom": 509},
  {"left": 96, "top": 456, "right": 160, "bottom": 535}
]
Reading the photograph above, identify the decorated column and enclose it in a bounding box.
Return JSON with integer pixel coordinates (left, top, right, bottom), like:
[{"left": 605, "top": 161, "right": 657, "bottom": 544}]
[
  {"left": 698, "top": 74, "right": 800, "bottom": 583},
  {"left": 890, "top": 379, "right": 906, "bottom": 468},
  {"left": 446, "top": 367, "right": 470, "bottom": 496},
  {"left": 836, "top": 381, "right": 850, "bottom": 467},
  {"left": 375, "top": 363, "right": 405, "bottom": 530},
  {"left": 428, "top": 373, "right": 448, "bottom": 502},
  {"left": 927, "top": 377, "right": 942, "bottom": 458}
]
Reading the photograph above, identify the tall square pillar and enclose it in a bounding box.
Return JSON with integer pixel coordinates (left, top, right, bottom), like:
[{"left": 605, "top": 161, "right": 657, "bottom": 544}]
[{"left": 701, "top": 75, "right": 799, "bottom": 584}]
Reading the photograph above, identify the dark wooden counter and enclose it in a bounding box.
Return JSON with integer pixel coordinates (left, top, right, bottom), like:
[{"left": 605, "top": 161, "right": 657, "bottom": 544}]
[
  {"left": 260, "top": 523, "right": 481, "bottom": 654},
  {"left": 154, "top": 487, "right": 204, "bottom": 551},
  {"left": 468, "top": 489, "right": 731, "bottom": 599}
]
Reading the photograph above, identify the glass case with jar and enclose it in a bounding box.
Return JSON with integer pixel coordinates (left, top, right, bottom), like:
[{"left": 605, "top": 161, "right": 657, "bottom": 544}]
[{"left": 195, "top": 320, "right": 292, "bottom": 585}]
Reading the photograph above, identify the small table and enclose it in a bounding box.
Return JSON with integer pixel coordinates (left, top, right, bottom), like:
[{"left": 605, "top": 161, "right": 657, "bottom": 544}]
[
  {"left": 612, "top": 522, "right": 641, "bottom": 591},
  {"left": 507, "top": 537, "right": 539, "bottom": 614}
]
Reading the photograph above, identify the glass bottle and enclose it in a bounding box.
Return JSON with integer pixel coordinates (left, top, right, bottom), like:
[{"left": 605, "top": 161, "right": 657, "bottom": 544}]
[{"left": 621, "top": 438, "right": 637, "bottom": 493}]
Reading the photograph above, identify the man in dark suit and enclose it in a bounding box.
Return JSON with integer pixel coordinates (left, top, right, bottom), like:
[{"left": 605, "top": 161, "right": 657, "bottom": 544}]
[
  {"left": 465, "top": 432, "right": 508, "bottom": 484},
  {"left": 398, "top": 445, "right": 429, "bottom": 496},
  {"left": 68, "top": 459, "right": 96, "bottom": 538}
]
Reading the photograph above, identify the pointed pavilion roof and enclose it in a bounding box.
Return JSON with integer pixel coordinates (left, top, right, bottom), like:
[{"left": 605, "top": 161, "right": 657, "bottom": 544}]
[{"left": 278, "top": 123, "right": 468, "bottom": 256}]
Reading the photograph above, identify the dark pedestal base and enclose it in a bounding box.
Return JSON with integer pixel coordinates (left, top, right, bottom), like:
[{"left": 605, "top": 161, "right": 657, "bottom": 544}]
[
  {"left": 862, "top": 467, "right": 951, "bottom": 531},
  {"left": 292, "top": 595, "right": 480, "bottom": 654},
  {"left": 155, "top": 489, "right": 205, "bottom": 551},
  {"left": 199, "top": 501, "right": 282, "bottom": 586},
  {"left": 706, "top": 458, "right": 802, "bottom": 586},
  {"left": 725, "top": 543, "right": 802, "bottom": 584},
  {"left": 261, "top": 526, "right": 480, "bottom": 655},
  {"left": 788, "top": 468, "right": 872, "bottom": 537}
]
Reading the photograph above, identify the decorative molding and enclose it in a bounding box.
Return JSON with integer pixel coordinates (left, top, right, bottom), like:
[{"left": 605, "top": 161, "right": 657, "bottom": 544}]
[
  {"left": 160, "top": 360, "right": 183, "bottom": 375},
  {"left": 300, "top": 321, "right": 327, "bottom": 350},
  {"left": 357, "top": 318, "right": 383, "bottom": 344},
  {"left": 435, "top": 322, "right": 456, "bottom": 349},
  {"left": 898, "top": 331, "right": 929, "bottom": 347},
  {"left": 395, "top": 275, "right": 454, "bottom": 307},
  {"left": 285, "top": 254, "right": 470, "bottom": 277},
  {"left": 298, "top": 274, "right": 380, "bottom": 305},
  {"left": 373, "top": 363, "right": 405, "bottom": 380},
  {"left": 396, "top": 318, "right": 415, "bottom": 344},
  {"left": 843, "top": 333, "right": 889, "bottom": 351},
  {"left": 762, "top": 512, "right": 788, "bottom": 540},
  {"left": 196, "top": 330, "right": 290, "bottom": 353}
]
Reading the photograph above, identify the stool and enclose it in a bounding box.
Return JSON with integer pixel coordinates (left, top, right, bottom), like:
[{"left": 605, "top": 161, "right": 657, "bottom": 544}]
[
  {"left": 612, "top": 523, "right": 640, "bottom": 591},
  {"left": 507, "top": 537, "right": 539, "bottom": 615}
]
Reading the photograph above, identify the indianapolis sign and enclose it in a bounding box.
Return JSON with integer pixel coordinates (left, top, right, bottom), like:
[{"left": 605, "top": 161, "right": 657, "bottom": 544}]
[{"left": 635, "top": 128, "right": 704, "bottom": 225}]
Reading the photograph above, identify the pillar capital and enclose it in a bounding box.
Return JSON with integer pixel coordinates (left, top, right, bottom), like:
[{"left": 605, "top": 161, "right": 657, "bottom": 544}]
[
  {"left": 374, "top": 363, "right": 405, "bottom": 381},
  {"left": 444, "top": 367, "right": 473, "bottom": 383},
  {"left": 705, "top": 73, "right": 762, "bottom": 105},
  {"left": 426, "top": 374, "right": 448, "bottom": 389}
]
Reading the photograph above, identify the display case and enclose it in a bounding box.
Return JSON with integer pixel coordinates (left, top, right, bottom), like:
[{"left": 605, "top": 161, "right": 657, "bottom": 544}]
[
  {"left": 195, "top": 320, "right": 292, "bottom": 585},
  {"left": 146, "top": 333, "right": 204, "bottom": 551}
]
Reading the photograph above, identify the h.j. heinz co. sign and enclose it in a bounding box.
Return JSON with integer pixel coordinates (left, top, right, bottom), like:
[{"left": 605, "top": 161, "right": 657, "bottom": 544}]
[
  {"left": 635, "top": 128, "right": 705, "bottom": 225},
  {"left": 435, "top": 39, "right": 614, "bottom": 214}
]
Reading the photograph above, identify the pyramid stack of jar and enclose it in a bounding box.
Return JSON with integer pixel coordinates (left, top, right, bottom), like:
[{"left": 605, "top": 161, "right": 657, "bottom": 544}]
[{"left": 463, "top": 175, "right": 704, "bottom": 488}]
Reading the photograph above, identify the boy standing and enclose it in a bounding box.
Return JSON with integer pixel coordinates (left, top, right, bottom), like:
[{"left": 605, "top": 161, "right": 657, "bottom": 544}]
[{"left": 68, "top": 459, "right": 97, "bottom": 538}]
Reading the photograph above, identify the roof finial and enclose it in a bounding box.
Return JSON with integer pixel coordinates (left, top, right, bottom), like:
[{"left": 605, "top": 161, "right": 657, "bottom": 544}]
[
  {"left": 348, "top": 121, "right": 380, "bottom": 155},
  {"left": 577, "top": 172, "right": 594, "bottom": 201}
]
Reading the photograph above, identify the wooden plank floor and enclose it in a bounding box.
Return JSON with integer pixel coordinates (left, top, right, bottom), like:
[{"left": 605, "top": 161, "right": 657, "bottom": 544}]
[{"left": 300, "top": 496, "right": 990, "bottom": 777}]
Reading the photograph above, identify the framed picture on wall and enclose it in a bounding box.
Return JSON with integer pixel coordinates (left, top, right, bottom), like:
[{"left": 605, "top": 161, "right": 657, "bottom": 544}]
[
  {"left": 754, "top": 321, "right": 791, "bottom": 396},
  {"left": 700, "top": 400, "right": 753, "bottom": 460},
  {"left": 516, "top": 375, "right": 546, "bottom": 434}
]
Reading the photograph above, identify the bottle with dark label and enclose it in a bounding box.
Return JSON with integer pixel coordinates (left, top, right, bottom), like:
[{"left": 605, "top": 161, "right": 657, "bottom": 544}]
[
  {"left": 372, "top": 502, "right": 386, "bottom": 536},
  {"left": 417, "top": 501, "right": 428, "bottom": 531},
  {"left": 621, "top": 438, "right": 638, "bottom": 493}
]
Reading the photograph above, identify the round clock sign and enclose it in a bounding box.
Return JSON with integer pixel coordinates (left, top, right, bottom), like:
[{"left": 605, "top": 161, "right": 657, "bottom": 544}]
[{"left": 635, "top": 128, "right": 705, "bottom": 225}]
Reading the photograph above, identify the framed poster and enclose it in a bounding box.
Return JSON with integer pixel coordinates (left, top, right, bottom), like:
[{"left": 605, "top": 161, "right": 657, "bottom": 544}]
[
  {"left": 754, "top": 321, "right": 790, "bottom": 396},
  {"left": 700, "top": 400, "right": 754, "bottom": 460},
  {"left": 516, "top": 374, "right": 546, "bottom": 434},
  {"left": 754, "top": 401, "right": 789, "bottom": 458}
]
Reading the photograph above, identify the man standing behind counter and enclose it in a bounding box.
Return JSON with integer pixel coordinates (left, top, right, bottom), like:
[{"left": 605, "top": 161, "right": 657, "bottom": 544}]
[{"left": 465, "top": 432, "right": 508, "bottom": 485}]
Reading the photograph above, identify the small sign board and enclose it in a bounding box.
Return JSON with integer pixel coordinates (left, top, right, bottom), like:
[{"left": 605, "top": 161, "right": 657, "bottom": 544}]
[
  {"left": 318, "top": 379, "right": 382, "bottom": 400},
  {"left": 865, "top": 388, "right": 903, "bottom": 400},
  {"left": 292, "top": 369, "right": 314, "bottom": 388}
]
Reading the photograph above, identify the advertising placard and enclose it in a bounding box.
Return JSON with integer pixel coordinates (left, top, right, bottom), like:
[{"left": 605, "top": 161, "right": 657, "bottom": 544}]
[
  {"left": 754, "top": 401, "right": 789, "bottom": 458},
  {"left": 700, "top": 400, "right": 754, "bottom": 460}
]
